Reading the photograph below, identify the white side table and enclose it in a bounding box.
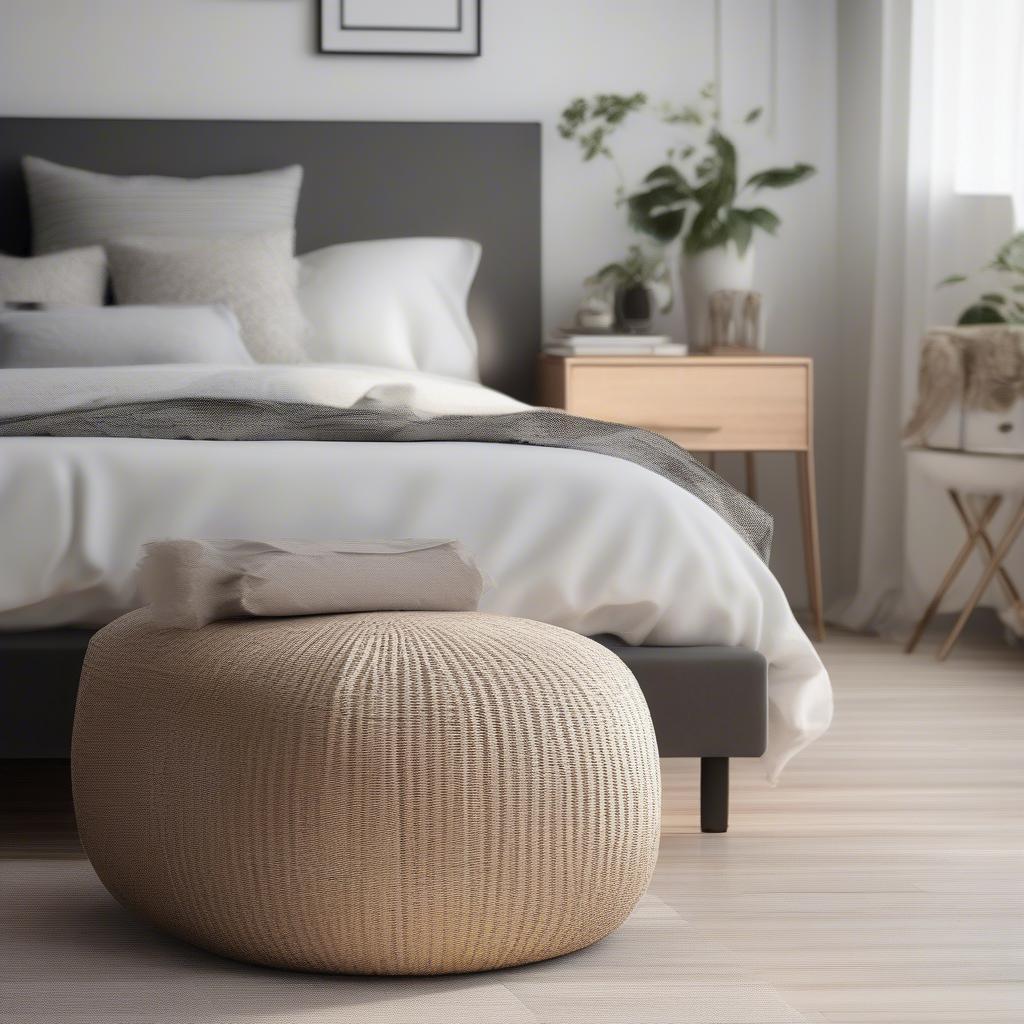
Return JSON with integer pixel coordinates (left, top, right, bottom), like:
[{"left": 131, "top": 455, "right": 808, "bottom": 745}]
[{"left": 905, "top": 449, "right": 1024, "bottom": 659}]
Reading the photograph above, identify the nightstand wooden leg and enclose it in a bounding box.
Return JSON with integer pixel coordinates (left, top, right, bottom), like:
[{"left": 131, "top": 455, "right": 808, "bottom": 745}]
[
  {"left": 745, "top": 452, "right": 757, "bottom": 502},
  {"left": 797, "top": 450, "right": 826, "bottom": 641}
]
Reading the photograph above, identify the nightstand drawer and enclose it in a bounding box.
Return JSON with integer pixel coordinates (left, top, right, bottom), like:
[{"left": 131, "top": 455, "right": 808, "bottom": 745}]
[{"left": 566, "top": 363, "right": 810, "bottom": 451}]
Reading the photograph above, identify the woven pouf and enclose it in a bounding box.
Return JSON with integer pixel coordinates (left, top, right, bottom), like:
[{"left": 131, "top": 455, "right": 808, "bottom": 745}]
[{"left": 72, "top": 609, "right": 661, "bottom": 975}]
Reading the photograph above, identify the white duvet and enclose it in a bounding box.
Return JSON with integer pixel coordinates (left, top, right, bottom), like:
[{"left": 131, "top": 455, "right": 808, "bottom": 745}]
[{"left": 0, "top": 364, "right": 832, "bottom": 778}]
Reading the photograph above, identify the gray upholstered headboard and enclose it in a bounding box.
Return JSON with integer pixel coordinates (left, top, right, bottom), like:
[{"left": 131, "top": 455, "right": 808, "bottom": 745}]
[{"left": 0, "top": 118, "right": 541, "bottom": 399}]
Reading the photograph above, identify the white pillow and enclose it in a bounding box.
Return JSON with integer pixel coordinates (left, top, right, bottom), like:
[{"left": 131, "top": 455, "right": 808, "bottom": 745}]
[
  {"left": 298, "top": 237, "right": 481, "bottom": 380},
  {"left": 0, "top": 247, "right": 107, "bottom": 307},
  {"left": 0, "top": 304, "right": 253, "bottom": 368},
  {"left": 23, "top": 156, "right": 303, "bottom": 255},
  {"left": 106, "top": 231, "right": 307, "bottom": 364}
]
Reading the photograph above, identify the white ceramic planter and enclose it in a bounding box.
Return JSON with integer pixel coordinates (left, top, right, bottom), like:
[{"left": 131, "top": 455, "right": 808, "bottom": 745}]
[{"left": 681, "top": 241, "right": 756, "bottom": 350}]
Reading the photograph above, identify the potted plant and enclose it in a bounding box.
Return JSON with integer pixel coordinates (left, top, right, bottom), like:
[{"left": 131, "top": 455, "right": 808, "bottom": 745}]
[
  {"left": 939, "top": 232, "right": 1024, "bottom": 324},
  {"left": 586, "top": 244, "right": 672, "bottom": 333},
  {"left": 559, "top": 84, "right": 816, "bottom": 347}
]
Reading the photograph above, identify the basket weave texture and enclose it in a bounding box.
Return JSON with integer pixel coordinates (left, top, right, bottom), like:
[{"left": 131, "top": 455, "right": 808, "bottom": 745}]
[{"left": 72, "top": 609, "right": 661, "bottom": 975}]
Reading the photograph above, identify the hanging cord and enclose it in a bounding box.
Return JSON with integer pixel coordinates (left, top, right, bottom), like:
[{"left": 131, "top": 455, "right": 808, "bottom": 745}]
[
  {"left": 769, "top": 0, "right": 779, "bottom": 137},
  {"left": 713, "top": 0, "right": 723, "bottom": 124}
]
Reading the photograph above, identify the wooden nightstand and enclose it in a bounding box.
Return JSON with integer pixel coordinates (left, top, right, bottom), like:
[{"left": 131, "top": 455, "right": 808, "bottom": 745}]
[{"left": 538, "top": 353, "right": 824, "bottom": 640}]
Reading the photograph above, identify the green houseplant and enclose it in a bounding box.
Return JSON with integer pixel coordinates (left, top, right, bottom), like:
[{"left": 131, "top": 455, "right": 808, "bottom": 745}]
[
  {"left": 586, "top": 244, "right": 672, "bottom": 332},
  {"left": 939, "top": 232, "right": 1024, "bottom": 324},
  {"left": 559, "top": 84, "right": 817, "bottom": 346}
]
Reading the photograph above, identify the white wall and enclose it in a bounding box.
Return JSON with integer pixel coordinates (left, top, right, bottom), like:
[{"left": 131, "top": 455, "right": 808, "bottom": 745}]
[{"left": 0, "top": 0, "right": 839, "bottom": 605}]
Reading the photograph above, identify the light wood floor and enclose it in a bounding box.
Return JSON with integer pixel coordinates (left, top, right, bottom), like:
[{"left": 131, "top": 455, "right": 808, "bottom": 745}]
[
  {"left": 2, "top": 630, "right": 1021, "bottom": 1022},
  {"left": 659, "top": 630, "right": 1024, "bottom": 1023}
]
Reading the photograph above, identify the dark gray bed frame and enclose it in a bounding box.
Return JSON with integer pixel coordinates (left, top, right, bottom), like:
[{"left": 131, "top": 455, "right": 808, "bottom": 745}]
[{"left": 0, "top": 117, "right": 767, "bottom": 832}]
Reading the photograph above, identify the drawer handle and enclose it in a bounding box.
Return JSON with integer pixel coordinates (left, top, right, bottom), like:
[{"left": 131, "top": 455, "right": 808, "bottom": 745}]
[{"left": 642, "top": 424, "right": 723, "bottom": 433}]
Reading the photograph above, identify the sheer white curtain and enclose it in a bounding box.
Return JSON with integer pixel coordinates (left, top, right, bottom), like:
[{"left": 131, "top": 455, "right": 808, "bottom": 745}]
[{"left": 832, "top": 0, "right": 1023, "bottom": 632}]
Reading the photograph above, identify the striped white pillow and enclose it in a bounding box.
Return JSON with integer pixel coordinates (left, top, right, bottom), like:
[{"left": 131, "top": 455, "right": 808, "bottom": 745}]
[{"left": 23, "top": 156, "right": 302, "bottom": 255}]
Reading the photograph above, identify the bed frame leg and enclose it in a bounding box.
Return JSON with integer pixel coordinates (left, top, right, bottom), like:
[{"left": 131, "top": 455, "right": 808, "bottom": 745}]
[{"left": 700, "top": 757, "right": 729, "bottom": 833}]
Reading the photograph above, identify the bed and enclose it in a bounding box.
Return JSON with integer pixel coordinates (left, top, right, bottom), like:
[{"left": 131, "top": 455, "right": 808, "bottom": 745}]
[{"left": 0, "top": 117, "right": 832, "bottom": 832}]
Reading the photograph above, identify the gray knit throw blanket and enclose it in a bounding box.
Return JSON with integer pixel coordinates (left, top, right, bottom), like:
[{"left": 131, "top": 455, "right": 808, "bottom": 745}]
[
  {"left": 904, "top": 325, "right": 1024, "bottom": 444},
  {"left": 0, "top": 399, "right": 773, "bottom": 561}
]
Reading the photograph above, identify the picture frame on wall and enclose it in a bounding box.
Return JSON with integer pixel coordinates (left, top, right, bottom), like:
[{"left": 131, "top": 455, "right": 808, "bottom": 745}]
[{"left": 318, "top": 1, "right": 482, "bottom": 57}]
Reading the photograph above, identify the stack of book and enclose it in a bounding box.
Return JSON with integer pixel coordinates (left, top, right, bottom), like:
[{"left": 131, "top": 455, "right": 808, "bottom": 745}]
[{"left": 544, "top": 328, "right": 688, "bottom": 357}]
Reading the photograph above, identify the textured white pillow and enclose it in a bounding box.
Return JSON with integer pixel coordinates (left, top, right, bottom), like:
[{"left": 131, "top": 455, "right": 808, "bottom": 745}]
[
  {"left": 106, "top": 231, "right": 307, "bottom": 364},
  {"left": 23, "top": 156, "right": 302, "bottom": 255},
  {"left": 0, "top": 304, "right": 253, "bottom": 368},
  {"left": 0, "top": 247, "right": 107, "bottom": 307},
  {"left": 298, "top": 238, "right": 481, "bottom": 380}
]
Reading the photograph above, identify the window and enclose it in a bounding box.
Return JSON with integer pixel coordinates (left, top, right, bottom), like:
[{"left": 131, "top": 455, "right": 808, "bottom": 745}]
[{"left": 951, "top": 0, "right": 1024, "bottom": 206}]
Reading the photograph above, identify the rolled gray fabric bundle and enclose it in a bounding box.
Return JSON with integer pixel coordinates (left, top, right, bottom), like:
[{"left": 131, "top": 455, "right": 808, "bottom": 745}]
[{"left": 137, "top": 538, "right": 488, "bottom": 629}]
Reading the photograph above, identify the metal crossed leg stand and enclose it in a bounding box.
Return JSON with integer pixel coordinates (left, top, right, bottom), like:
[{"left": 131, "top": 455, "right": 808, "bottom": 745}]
[{"left": 905, "top": 489, "right": 1024, "bottom": 660}]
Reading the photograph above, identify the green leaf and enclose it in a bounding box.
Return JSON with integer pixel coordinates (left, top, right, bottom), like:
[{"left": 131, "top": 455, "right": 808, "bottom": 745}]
[
  {"left": 694, "top": 156, "right": 716, "bottom": 180},
  {"left": 712, "top": 129, "right": 737, "bottom": 163},
  {"left": 585, "top": 262, "right": 627, "bottom": 287},
  {"left": 744, "top": 106, "right": 763, "bottom": 124},
  {"left": 628, "top": 192, "right": 686, "bottom": 243},
  {"left": 627, "top": 164, "right": 691, "bottom": 243},
  {"left": 746, "top": 163, "right": 816, "bottom": 190},
  {"left": 685, "top": 204, "right": 729, "bottom": 254},
  {"left": 991, "top": 231, "right": 1024, "bottom": 273},
  {"left": 980, "top": 292, "right": 1007, "bottom": 305},
  {"left": 958, "top": 303, "right": 1006, "bottom": 325},
  {"left": 622, "top": 163, "right": 696, "bottom": 243},
  {"left": 641, "top": 163, "right": 687, "bottom": 190},
  {"left": 579, "top": 126, "right": 609, "bottom": 161},
  {"left": 558, "top": 91, "right": 645, "bottom": 161},
  {"left": 587, "top": 246, "right": 670, "bottom": 290},
  {"left": 690, "top": 129, "right": 737, "bottom": 214},
  {"left": 662, "top": 103, "right": 704, "bottom": 126},
  {"left": 937, "top": 273, "right": 968, "bottom": 287},
  {"left": 630, "top": 185, "right": 688, "bottom": 214},
  {"left": 592, "top": 91, "right": 647, "bottom": 124},
  {"left": 728, "top": 209, "right": 753, "bottom": 256},
  {"left": 557, "top": 98, "right": 588, "bottom": 139},
  {"left": 743, "top": 206, "right": 781, "bottom": 234}
]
